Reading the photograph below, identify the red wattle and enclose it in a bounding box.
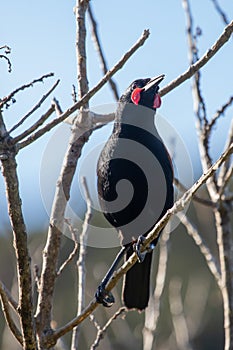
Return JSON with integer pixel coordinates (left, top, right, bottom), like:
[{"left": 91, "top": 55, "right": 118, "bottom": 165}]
[
  {"left": 131, "top": 88, "right": 142, "bottom": 105},
  {"left": 153, "top": 94, "right": 161, "bottom": 108}
]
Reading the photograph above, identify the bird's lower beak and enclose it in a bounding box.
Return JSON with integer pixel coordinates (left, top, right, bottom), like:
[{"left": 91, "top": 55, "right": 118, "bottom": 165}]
[{"left": 143, "top": 74, "right": 165, "bottom": 92}]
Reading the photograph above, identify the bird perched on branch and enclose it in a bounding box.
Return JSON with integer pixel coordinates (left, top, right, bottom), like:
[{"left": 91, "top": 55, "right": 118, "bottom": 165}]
[{"left": 96, "top": 75, "right": 174, "bottom": 310}]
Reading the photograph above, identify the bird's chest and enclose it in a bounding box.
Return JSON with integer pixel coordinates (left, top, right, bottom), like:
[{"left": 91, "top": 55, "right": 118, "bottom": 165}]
[{"left": 97, "top": 124, "right": 172, "bottom": 200}]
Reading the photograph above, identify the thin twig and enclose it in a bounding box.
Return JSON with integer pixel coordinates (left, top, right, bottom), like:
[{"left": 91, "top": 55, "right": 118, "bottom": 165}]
[
  {"left": 46, "top": 141, "right": 233, "bottom": 345},
  {"left": 0, "top": 286, "right": 23, "bottom": 346},
  {"left": 219, "top": 165, "right": 233, "bottom": 200},
  {"left": 0, "top": 279, "right": 18, "bottom": 312},
  {"left": 209, "top": 95, "right": 233, "bottom": 131},
  {"left": 9, "top": 79, "right": 60, "bottom": 134},
  {"left": 182, "top": 0, "right": 208, "bottom": 126},
  {"left": 0, "top": 45, "right": 12, "bottom": 72},
  {"left": 88, "top": 3, "right": 119, "bottom": 101},
  {"left": 143, "top": 228, "right": 170, "bottom": 350},
  {"left": 0, "top": 54, "right": 12, "bottom": 73},
  {"left": 160, "top": 20, "right": 233, "bottom": 97},
  {"left": 210, "top": 0, "right": 229, "bottom": 25},
  {"left": 72, "top": 85, "right": 78, "bottom": 103},
  {"left": 53, "top": 97, "right": 63, "bottom": 115},
  {"left": 218, "top": 119, "right": 233, "bottom": 189},
  {"left": 0, "top": 45, "right": 11, "bottom": 54},
  {"left": 169, "top": 278, "right": 193, "bottom": 350},
  {"left": 0, "top": 72, "right": 54, "bottom": 108},
  {"left": 71, "top": 177, "right": 92, "bottom": 349},
  {"left": 177, "top": 212, "right": 221, "bottom": 288},
  {"left": 183, "top": 0, "right": 217, "bottom": 194},
  {"left": 90, "top": 307, "right": 127, "bottom": 350},
  {"left": 34, "top": 264, "right": 41, "bottom": 292},
  {"left": 89, "top": 314, "right": 101, "bottom": 333},
  {"left": 174, "top": 177, "right": 216, "bottom": 207},
  {"left": 0, "top": 150, "right": 36, "bottom": 347},
  {"left": 56, "top": 219, "right": 79, "bottom": 277},
  {"left": 16, "top": 105, "right": 55, "bottom": 147}
]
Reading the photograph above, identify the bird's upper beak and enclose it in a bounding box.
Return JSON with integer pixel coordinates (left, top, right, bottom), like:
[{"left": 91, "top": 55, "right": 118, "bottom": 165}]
[{"left": 142, "top": 74, "right": 165, "bottom": 92}]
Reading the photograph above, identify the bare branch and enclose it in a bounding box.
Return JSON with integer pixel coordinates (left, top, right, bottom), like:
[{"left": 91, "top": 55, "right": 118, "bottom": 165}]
[
  {"left": 182, "top": 0, "right": 208, "bottom": 124},
  {"left": 56, "top": 219, "right": 79, "bottom": 277},
  {"left": 9, "top": 79, "right": 60, "bottom": 134},
  {"left": 90, "top": 307, "right": 127, "bottom": 350},
  {"left": 143, "top": 229, "right": 170, "bottom": 350},
  {"left": 77, "top": 177, "right": 92, "bottom": 283},
  {"left": 0, "top": 154, "right": 36, "bottom": 347},
  {"left": 89, "top": 314, "right": 101, "bottom": 333},
  {"left": 0, "top": 283, "right": 23, "bottom": 346},
  {"left": 88, "top": 3, "right": 119, "bottom": 101},
  {"left": 53, "top": 97, "right": 63, "bottom": 115},
  {"left": 219, "top": 165, "right": 233, "bottom": 200},
  {"left": 71, "top": 2, "right": 90, "bottom": 347},
  {"left": 210, "top": 0, "right": 229, "bottom": 25},
  {"left": 215, "top": 207, "right": 233, "bottom": 350},
  {"left": 71, "top": 84, "right": 78, "bottom": 103},
  {"left": 208, "top": 95, "right": 233, "bottom": 132},
  {"left": 17, "top": 105, "right": 55, "bottom": 148},
  {"left": 0, "top": 280, "right": 18, "bottom": 312},
  {"left": 169, "top": 278, "right": 193, "bottom": 350},
  {"left": 218, "top": 119, "right": 233, "bottom": 188},
  {"left": 174, "top": 177, "right": 216, "bottom": 207},
  {"left": 34, "top": 265, "right": 41, "bottom": 292},
  {"left": 0, "top": 72, "right": 54, "bottom": 109},
  {"left": 182, "top": 0, "right": 217, "bottom": 196},
  {"left": 71, "top": 177, "right": 92, "bottom": 349},
  {"left": 177, "top": 212, "right": 221, "bottom": 287},
  {"left": 75, "top": 0, "right": 89, "bottom": 103},
  {"left": 0, "top": 45, "right": 11, "bottom": 54},
  {"left": 0, "top": 54, "right": 12, "bottom": 73},
  {"left": 0, "top": 44, "right": 12, "bottom": 72},
  {"left": 160, "top": 20, "right": 233, "bottom": 97}
]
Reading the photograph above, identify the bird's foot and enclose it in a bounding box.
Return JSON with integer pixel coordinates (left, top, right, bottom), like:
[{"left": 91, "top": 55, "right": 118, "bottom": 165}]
[
  {"left": 134, "top": 235, "right": 155, "bottom": 263},
  {"left": 95, "top": 285, "right": 115, "bottom": 307}
]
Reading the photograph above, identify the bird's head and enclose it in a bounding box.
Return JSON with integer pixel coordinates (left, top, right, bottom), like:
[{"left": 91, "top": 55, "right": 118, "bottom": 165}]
[{"left": 120, "top": 74, "right": 164, "bottom": 111}]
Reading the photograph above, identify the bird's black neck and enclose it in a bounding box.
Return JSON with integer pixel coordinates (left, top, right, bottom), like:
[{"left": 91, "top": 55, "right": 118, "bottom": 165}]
[{"left": 114, "top": 102, "right": 160, "bottom": 137}]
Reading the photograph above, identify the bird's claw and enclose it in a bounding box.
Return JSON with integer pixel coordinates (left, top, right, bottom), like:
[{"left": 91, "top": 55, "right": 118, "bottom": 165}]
[
  {"left": 134, "top": 235, "right": 155, "bottom": 263},
  {"left": 95, "top": 286, "right": 115, "bottom": 307}
]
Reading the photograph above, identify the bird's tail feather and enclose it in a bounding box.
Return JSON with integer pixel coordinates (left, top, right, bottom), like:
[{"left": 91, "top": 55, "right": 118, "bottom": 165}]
[{"left": 122, "top": 245, "right": 152, "bottom": 310}]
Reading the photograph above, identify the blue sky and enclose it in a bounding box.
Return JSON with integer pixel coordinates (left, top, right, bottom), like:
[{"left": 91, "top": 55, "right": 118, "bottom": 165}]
[{"left": 0, "top": 1, "right": 233, "bottom": 232}]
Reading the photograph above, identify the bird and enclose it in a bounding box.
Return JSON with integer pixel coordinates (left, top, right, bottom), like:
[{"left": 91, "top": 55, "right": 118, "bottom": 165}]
[{"left": 96, "top": 74, "right": 174, "bottom": 310}]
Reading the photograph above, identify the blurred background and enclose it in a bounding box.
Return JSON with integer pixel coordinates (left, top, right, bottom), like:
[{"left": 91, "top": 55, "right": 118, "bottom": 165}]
[{"left": 0, "top": 0, "right": 233, "bottom": 349}]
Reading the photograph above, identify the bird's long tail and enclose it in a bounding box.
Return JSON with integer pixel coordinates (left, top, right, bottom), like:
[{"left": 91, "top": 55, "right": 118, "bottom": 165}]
[{"left": 122, "top": 245, "right": 152, "bottom": 310}]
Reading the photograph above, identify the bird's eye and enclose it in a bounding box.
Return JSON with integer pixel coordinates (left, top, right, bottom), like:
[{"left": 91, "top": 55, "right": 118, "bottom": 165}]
[{"left": 132, "top": 82, "right": 138, "bottom": 90}]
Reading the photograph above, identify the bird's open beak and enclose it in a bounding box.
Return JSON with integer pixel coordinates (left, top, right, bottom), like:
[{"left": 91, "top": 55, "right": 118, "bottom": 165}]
[{"left": 143, "top": 74, "right": 165, "bottom": 92}]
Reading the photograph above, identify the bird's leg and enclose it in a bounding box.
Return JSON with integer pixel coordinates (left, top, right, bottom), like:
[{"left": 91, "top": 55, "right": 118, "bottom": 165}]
[
  {"left": 95, "top": 245, "right": 130, "bottom": 307},
  {"left": 134, "top": 235, "right": 155, "bottom": 263}
]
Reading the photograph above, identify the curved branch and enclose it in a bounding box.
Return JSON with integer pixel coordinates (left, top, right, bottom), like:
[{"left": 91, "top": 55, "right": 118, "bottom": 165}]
[
  {"left": 0, "top": 73, "right": 54, "bottom": 109},
  {"left": 9, "top": 79, "right": 60, "bottom": 135},
  {"left": 160, "top": 20, "right": 233, "bottom": 97},
  {"left": 0, "top": 285, "right": 23, "bottom": 346},
  {"left": 0, "top": 280, "right": 18, "bottom": 311}
]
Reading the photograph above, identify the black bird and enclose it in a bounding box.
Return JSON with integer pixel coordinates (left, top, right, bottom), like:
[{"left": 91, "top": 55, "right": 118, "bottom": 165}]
[{"left": 96, "top": 75, "right": 174, "bottom": 310}]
